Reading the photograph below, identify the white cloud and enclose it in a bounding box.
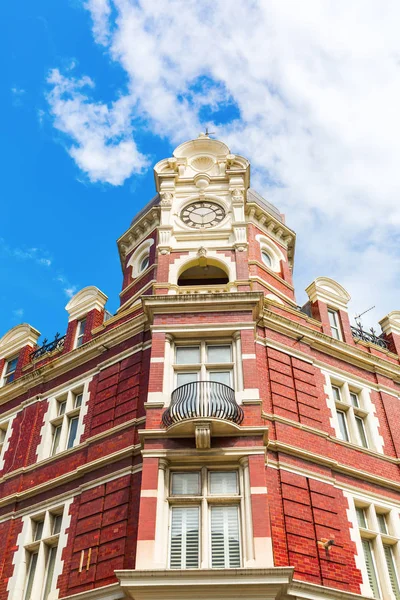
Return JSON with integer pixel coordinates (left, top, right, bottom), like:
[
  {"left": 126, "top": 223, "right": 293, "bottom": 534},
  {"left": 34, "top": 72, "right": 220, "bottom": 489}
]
[
  {"left": 47, "top": 1, "right": 400, "bottom": 325},
  {"left": 56, "top": 276, "right": 78, "bottom": 298},
  {"left": 46, "top": 69, "right": 149, "bottom": 185},
  {"left": 13, "top": 309, "right": 24, "bottom": 319}
]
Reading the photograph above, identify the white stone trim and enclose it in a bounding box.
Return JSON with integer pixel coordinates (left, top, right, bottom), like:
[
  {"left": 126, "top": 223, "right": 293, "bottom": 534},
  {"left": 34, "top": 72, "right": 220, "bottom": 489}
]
[
  {"left": 0, "top": 414, "right": 16, "bottom": 471},
  {"left": 36, "top": 376, "right": 93, "bottom": 463},
  {"left": 305, "top": 276, "right": 351, "bottom": 311},
  {"left": 127, "top": 238, "right": 154, "bottom": 279},
  {"left": 65, "top": 286, "right": 108, "bottom": 322},
  {"left": 321, "top": 368, "right": 384, "bottom": 453},
  {"left": 0, "top": 324, "right": 40, "bottom": 361},
  {"left": 255, "top": 234, "right": 285, "bottom": 273},
  {"left": 8, "top": 497, "right": 73, "bottom": 600}
]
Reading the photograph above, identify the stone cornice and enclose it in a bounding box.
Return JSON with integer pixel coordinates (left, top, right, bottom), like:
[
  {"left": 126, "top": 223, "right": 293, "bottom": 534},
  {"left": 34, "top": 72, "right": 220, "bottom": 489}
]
[
  {"left": 117, "top": 211, "right": 159, "bottom": 266},
  {"left": 268, "top": 458, "right": 400, "bottom": 509},
  {"left": 268, "top": 439, "right": 400, "bottom": 492},
  {"left": 142, "top": 292, "right": 264, "bottom": 323},
  {"left": 116, "top": 567, "right": 294, "bottom": 600},
  {"left": 257, "top": 336, "right": 400, "bottom": 396},
  {"left": 0, "top": 314, "right": 148, "bottom": 406},
  {"left": 263, "top": 411, "right": 398, "bottom": 463},
  {"left": 0, "top": 442, "right": 142, "bottom": 509},
  {"left": 262, "top": 307, "right": 400, "bottom": 381},
  {"left": 245, "top": 202, "right": 295, "bottom": 267},
  {"left": 248, "top": 260, "right": 295, "bottom": 292},
  {"left": 0, "top": 463, "right": 141, "bottom": 524}
]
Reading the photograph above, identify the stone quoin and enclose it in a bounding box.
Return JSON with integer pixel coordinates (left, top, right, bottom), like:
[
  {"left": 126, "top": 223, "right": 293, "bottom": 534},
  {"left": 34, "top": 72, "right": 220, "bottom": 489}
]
[{"left": 1, "top": 134, "right": 400, "bottom": 600}]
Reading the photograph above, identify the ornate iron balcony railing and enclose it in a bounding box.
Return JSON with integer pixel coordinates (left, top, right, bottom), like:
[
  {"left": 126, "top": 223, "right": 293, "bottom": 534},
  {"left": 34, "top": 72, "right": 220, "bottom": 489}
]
[
  {"left": 30, "top": 333, "right": 66, "bottom": 360},
  {"left": 162, "top": 381, "right": 244, "bottom": 427},
  {"left": 350, "top": 324, "right": 388, "bottom": 350}
]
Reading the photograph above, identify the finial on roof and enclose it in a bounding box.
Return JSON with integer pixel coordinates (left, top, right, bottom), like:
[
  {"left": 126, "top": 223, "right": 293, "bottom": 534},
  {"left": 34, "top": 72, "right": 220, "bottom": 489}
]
[{"left": 198, "top": 127, "right": 215, "bottom": 139}]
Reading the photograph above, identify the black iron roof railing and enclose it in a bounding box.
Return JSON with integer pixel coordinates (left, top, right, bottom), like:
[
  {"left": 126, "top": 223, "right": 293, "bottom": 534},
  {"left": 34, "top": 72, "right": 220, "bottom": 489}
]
[
  {"left": 30, "top": 333, "right": 66, "bottom": 360},
  {"left": 162, "top": 380, "right": 244, "bottom": 428},
  {"left": 350, "top": 324, "right": 388, "bottom": 350}
]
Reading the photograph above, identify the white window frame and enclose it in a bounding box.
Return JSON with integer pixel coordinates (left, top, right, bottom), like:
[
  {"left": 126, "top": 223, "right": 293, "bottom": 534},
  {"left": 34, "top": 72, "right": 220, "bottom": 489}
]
[
  {"left": 8, "top": 499, "right": 73, "bottom": 600},
  {"left": 331, "top": 382, "right": 371, "bottom": 449},
  {"left": 167, "top": 467, "right": 243, "bottom": 570},
  {"left": 36, "top": 383, "right": 90, "bottom": 462},
  {"left": 2, "top": 355, "right": 19, "bottom": 386},
  {"left": 353, "top": 500, "right": 400, "bottom": 599},
  {"left": 75, "top": 319, "right": 86, "bottom": 348},
  {"left": 22, "top": 507, "right": 65, "bottom": 600},
  {"left": 173, "top": 341, "right": 234, "bottom": 390},
  {"left": 328, "top": 308, "right": 343, "bottom": 341}
]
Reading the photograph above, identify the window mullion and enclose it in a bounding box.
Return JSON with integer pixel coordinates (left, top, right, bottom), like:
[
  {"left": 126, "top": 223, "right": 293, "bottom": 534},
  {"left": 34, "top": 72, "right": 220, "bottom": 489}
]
[
  {"left": 375, "top": 534, "right": 395, "bottom": 598},
  {"left": 31, "top": 542, "right": 46, "bottom": 600}
]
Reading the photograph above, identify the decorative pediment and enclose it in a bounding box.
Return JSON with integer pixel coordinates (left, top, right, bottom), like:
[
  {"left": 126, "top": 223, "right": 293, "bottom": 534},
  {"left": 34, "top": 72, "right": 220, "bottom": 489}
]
[
  {"left": 65, "top": 286, "right": 108, "bottom": 322},
  {"left": 0, "top": 324, "right": 40, "bottom": 359},
  {"left": 305, "top": 277, "right": 351, "bottom": 310}
]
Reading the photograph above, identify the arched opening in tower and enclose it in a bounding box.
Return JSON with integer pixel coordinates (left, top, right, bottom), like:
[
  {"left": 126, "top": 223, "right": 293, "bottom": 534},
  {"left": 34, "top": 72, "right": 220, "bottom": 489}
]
[{"left": 177, "top": 263, "right": 229, "bottom": 287}]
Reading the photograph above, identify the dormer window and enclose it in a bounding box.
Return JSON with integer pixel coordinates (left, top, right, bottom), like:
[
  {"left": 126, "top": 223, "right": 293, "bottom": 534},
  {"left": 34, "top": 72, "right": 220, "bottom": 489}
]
[
  {"left": 3, "top": 355, "right": 18, "bottom": 385},
  {"left": 75, "top": 319, "right": 86, "bottom": 348},
  {"left": 328, "top": 308, "right": 343, "bottom": 341}
]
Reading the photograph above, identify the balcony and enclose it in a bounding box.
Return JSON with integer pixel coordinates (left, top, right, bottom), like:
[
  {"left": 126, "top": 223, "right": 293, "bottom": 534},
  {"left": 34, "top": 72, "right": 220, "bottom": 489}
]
[
  {"left": 162, "top": 381, "right": 244, "bottom": 430},
  {"left": 350, "top": 324, "right": 388, "bottom": 350}
]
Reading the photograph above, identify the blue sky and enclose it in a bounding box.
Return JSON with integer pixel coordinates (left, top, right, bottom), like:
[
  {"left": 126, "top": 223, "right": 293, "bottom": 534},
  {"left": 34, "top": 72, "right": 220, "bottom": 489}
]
[{"left": 2, "top": 1, "right": 400, "bottom": 343}]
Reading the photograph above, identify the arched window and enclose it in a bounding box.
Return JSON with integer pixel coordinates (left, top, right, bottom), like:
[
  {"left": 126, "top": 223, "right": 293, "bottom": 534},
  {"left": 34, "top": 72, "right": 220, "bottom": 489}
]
[
  {"left": 139, "top": 255, "right": 150, "bottom": 273},
  {"left": 261, "top": 251, "right": 272, "bottom": 268},
  {"left": 178, "top": 261, "right": 229, "bottom": 287}
]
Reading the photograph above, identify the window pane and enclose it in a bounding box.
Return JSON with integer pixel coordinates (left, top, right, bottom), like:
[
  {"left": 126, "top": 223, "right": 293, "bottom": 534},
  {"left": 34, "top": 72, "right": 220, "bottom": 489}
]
[
  {"left": 261, "top": 251, "right": 272, "bottom": 267},
  {"left": 377, "top": 513, "right": 388, "bottom": 535},
  {"left": 74, "top": 393, "right": 83, "bottom": 409},
  {"left": 6, "top": 357, "right": 18, "bottom": 374},
  {"left": 332, "top": 386, "right": 342, "bottom": 402},
  {"left": 355, "top": 416, "right": 369, "bottom": 448},
  {"left": 58, "top": 401, "right": 66, "bottom": 416},
  {"left": 328, "top": 309, "right": 338, "bottom": 328},
  {"left": 383, "top": 544, "right": 400, "bottom": 598},
  {"left": 52, "top": 514, "right": 63, "bottom": 535},
  {"left": 176, "top": 372, "right": 198, "bottom": 387},
  {"left": 362, "top": 539, "right": 380, "bottom": 599},
  {"left": 176, "top": 346, "right": 200, "bottom": 364},
  {"left": 67, "top": 417, "right": 79, "bottom": 449},
  {"left": 208, "top": 371, "right": 231, "bottom": 386},
  {"left": 78, "top": 319, "right": 86, "bottom": 336},
  {"left": 171, "top": 473, "right": 200, "bottom": 495},
  {"left": 170, "top": 507, "right": 199, "bottom": 569},
  {"left": 24, "top": 552, "right": 38, "bottom": 600},
  {"left": 140, "top": 256, "right": 149, "bottom": 272},
  {"left": 210, "top": 472, "right": 238, "bottom": 495},
  {"left": 207, "top": 345, "right": 231, "bottom": 363},
  {"left": 42, "top": 546, "right": 58, "bottom": 600},
  {"left": 350, "top": 392, "right": 360, "bottom": 407},
  {"left": 211, "top": 506, "right": 241, "bottom": 568},
  {"left": 356, "top": 507, "right": 368, "bottom": 529},
  {"left": 51, "top": 425, "right": 62, "bottom": 456},
  {"left": 34, "top": 520, "right": 44, "bottom": 541},
  {"left": 336, "top": 410, "right": 350, "bottom": 442}
]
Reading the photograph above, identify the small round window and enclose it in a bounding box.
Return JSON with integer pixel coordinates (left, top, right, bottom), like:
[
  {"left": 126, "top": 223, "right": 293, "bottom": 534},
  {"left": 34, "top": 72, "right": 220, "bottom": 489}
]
[
  {"left": 261, "top": 251, "right": 272, "bottom": 267},
  {"left": 139, "top": 256, "right": 150, "bottom": 272}
]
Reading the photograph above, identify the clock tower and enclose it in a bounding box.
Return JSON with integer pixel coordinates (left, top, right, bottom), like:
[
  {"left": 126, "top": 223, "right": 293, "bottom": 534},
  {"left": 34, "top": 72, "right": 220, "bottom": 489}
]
[{"left": 117, "top": 132, "right": 296, "bottom": 308}]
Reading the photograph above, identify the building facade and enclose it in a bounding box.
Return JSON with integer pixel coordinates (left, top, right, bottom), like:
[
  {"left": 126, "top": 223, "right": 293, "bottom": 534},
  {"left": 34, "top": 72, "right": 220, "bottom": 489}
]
[{"left": 1, "top": 134, "right": 400, "bottom": 600}]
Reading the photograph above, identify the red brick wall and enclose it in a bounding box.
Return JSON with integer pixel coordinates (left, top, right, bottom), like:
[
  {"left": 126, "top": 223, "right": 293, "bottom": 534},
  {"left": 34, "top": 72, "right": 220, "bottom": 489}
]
[
  {"left": 268, "top": 467, "right": 362, "bottom": 592},
  {"left": 58, "top": 471, "right": 141, "bottom": 597}
]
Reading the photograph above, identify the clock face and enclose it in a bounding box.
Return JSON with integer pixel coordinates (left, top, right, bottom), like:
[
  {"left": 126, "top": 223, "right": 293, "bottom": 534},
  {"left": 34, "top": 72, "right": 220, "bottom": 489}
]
[{"left": 180, "top": 201, "right": 226, "bottom": 229}]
